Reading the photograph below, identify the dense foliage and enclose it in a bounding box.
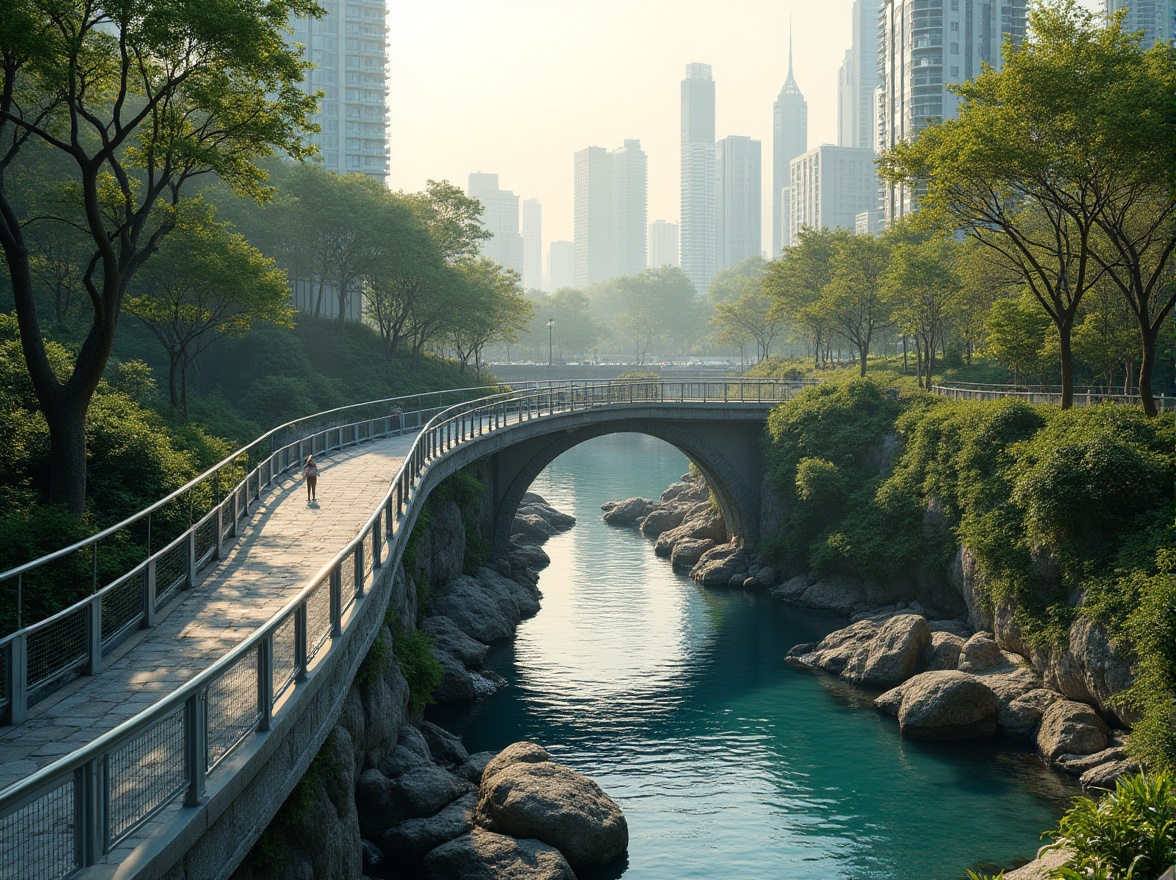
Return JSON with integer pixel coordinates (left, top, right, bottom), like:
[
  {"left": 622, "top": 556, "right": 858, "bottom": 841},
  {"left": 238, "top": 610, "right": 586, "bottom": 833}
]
[
  {"left": 1044, "top": 771, "right": 1176, "bottom": 880},
  {"left": 763, "top": 378, "right": 1176, "bottom": 768}
]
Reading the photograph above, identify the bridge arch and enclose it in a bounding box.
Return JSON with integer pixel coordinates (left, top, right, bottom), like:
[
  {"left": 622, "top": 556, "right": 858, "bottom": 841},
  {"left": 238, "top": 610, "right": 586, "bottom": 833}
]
[{"left": 476, "top": 408, "right": 767, "bottom": 557}]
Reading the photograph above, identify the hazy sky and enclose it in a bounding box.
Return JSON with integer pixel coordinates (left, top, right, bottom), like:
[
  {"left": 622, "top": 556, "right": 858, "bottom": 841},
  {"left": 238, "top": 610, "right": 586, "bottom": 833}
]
[{"left": 387, "top": 0, "right": 1103, "bottom": 261}]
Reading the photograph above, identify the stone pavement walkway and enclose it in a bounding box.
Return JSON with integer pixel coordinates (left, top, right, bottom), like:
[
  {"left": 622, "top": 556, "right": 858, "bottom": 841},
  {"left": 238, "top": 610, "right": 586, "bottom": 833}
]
[{"left": 0, "top": 432, "right": 418, "bottom": 793}]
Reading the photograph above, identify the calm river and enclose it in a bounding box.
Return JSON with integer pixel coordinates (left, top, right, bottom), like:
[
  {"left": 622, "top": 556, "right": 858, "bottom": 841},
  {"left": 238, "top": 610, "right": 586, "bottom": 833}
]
[{"left": 431, "top": 434, "right": 1076, "bottom": 880}]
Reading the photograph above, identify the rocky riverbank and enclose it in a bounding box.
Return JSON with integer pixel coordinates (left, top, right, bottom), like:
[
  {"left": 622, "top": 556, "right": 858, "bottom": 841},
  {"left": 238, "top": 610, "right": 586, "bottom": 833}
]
[
  {"left": 605, "top": 471, "right": 1141, "bottom": 878},
  {"left": 235, "top": 489, "right": 627, "bottom": 880}
]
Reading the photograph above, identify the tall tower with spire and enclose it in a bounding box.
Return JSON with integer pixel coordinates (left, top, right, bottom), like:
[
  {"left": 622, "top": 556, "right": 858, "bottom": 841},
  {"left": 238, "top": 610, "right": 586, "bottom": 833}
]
[
  {"left": 680, "top": 62, "right": 717, "bottom": 293},
  {"left": 772, "top": 30, "right": 808, "bottom": 256}
]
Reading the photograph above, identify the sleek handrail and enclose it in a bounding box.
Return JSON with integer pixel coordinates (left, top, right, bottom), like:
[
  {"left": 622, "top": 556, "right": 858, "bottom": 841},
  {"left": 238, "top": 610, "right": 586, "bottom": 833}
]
[
  {"left": 931, "top": 383, "right": 1173, "bottom": 411},
  {"left": 0, "top": 379, "right": 803, "bottom": 880}
]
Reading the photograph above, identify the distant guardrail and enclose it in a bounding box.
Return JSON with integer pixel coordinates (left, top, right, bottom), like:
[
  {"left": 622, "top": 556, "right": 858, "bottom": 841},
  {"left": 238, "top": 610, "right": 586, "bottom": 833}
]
[
  {"left": 932, "top": 382, "right": 1174, "bottom": 412},
  {"left": 0, "top": 378, "right": 806, "bottom": 880}
]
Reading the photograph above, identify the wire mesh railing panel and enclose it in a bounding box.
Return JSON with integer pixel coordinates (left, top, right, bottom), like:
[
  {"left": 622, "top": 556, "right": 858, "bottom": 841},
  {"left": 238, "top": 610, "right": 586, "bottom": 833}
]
[
  {"left": 154, "top": 542, "right": 187, "bottom": 607},
  {"left": 306, "top": 580, "right": 332, "bottom": 663},
  {"left": 340, "top": 555, "right": 356, "bottom": 605},
  {"left": 0, "top": 778, "right": 77, "bottom": 880},
  {"left": 206, "top": 652, "right": 260, "bottom": 771},
  {"left": 107, "top": 706, "right": 187, "bottom": 844},
  {"left": 272, "top": 616, "right": 297, "bottom": 702},
  {"left": 0, "top": 642, "right": 8, "bottom": 709},
  {"left": 100, "top": 576, "right": 144, "bottom": 649},
  {"left": 237, "top": 486, "right": 248, "bottom": 522},
  {"left": 27, "top": 608, "right": 87, "bottom": 693},
  {"left": 194, "top": 517, "right": 217, "bottom": 569}
]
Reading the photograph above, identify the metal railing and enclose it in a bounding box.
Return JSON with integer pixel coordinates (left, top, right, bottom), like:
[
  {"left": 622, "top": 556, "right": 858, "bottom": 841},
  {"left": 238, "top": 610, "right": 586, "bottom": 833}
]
[
  {"left": 932, "top": 382, "right": 1174, "bottom": 412},
  {"left": 0, "top": 378, "right": 801, "bottom": 880},
  {"left": 0, "top": 386, "right": 506, "bottom": 725}
]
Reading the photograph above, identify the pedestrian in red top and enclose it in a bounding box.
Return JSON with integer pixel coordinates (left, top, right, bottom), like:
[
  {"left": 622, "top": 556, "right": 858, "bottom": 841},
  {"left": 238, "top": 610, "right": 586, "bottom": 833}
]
[{"left": 303, "top": 455, "right": 318, "bottom": 503}]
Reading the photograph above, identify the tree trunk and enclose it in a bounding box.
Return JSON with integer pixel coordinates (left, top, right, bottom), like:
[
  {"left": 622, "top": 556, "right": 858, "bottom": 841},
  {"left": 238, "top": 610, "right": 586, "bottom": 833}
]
[
  {"left": 1057, "top": 322, "right": 1075, "bottom": 409},
  {"left": 44, "top": 399, "right": 89, "bottom": 515},
  {"left": 858, "top": 338, "right": 869, "bottom": 377},
  {"left": 169, "top": 354, "right": 181, "bottom": 410},
  {"left": 1137, "top": 324, "right": 1160, "bottom": 417},
  {"left": 181, "top": 357, "right": 190, "bottom": 420}
]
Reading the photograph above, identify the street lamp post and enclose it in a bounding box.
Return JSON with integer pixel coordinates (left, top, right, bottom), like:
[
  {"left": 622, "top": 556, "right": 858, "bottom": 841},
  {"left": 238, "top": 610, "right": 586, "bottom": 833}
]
[{"left": 547, "top": 318, "right": 554, "bottom": 368}]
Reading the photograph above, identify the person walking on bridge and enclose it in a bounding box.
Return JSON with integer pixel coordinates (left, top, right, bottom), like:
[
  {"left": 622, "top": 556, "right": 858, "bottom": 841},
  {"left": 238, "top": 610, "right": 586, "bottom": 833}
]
[{"left": 303, "top": 455, "right": 318, "bottom": 503}]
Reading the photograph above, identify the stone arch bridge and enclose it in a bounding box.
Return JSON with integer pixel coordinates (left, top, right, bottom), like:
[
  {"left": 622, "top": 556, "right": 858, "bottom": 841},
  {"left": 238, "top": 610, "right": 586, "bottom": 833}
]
[{"left": 0, "top": 380, "right": 806, "bottom": 880}]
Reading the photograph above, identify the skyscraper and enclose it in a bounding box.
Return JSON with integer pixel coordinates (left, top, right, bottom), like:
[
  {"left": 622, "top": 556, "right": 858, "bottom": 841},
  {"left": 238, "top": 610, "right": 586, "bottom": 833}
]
[
  {"left": 878, "top": 0, "right": 1027, "bottom": 224},
  {"left": 648, "top": 221, "right": 680, "bottom": 269},
  {"left": 772, "top": 40, "right": 807, "bottom": 256},
  {"left": 467, "top": 173, "right": 523, "bottom": 275},
  {"left": 612, "top": 140, "right": 649, "bottom": 278},
  {"left": 548, "top": 241, "right": 574, "bottom": 291},
  {"left": 1107, "top": 0, "right": 1176, "bottom": 48},
  {"left": 573, "top": 146, "right": 615, "bottom": 288},
  {"left": 681, "top": 63, "right": 717, "bottom": 293},
  {"left": 716, "top": 136, "right": 763, "bottom": 269},
  {"left": 522, "top": 199, "right": 542, "bottom": 290},
  {"left": 573, "top": 140, "right": 649, "bottom": 286},
  {"left": 288, "top": 0, "right": 389, "bottom": 180},
  {"left": 839, "top": 0, "right": 881, "bottom": 151}
]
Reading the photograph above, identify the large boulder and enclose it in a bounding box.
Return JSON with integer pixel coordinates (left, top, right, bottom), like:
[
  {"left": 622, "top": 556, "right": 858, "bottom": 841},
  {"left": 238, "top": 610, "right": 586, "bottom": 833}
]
[
  {"left": 1036, "top": 617, "right": 1136, "bottom": 726},
  {"left": 510, "top": 542, "right": 551, "bottom": 572},
  {"left": 420, "top": 721, "right": 470, "bottom": 770},
  {"left": 798, "top": 578, "right": 866, "bottom": 614},
  {"left": 431, "top": 649, "right": 475, "bottom": 704},
  {"left": 601, "top": 497, "right": 655, "bottom": 525},
  {"left": 1000, "top": 688, "right": 1062, "bottom": 740},
  {"left": 896, "top": 671, "right": 999, "bottom": 740},
  {"left": 689, "top": 543, "right": 747, "bottom": 586},
  {"left": 669, "top": 537, "right": 716, "bottom": 570},
  {"left": 413, "top": 501, "right": 467, "bottom": 588},
  {"left": 427, "top": 575, "right": 517, "bottom": 644},
  {"left": 654, "top": 504, "right": 725, "bottom": 556},
  {"left": 841, "top": 614, "right": 932, "bottom": 688},
  {"left": 422, "top": 616, "right": 490, "bottom": 667},
  {"left": 957, "top": 632, "right": 1012, "bottom": 674},
  {"left": 923, "top": 632, "right": 964, "bottom": 672},
  {"left": 1034, "top": 699, "right": 1109, "bottom": 763},
  {"left": 481, "top": 741, "right": 552, "bottom": 783},
  {"left": 423, "top": 829, "right": 576, "bottom": 880},
  {"left": 517, "top": 494, "right": 576, "bottom": 531},
  {"left": 379, "top": 792, "right": 477, "bottom": 872},
  {"left": 639, "top": 504, "right": 688, "bottom": 537},
  {"left": 794, "top": 619, "right": 881, "bottom": 676},
  {"left": 512, "top": 513, "right": 556, "bottom": 540},
  {"left": 356, "top": 765, "right": 474, "bottom": 836},
  {"left": 478, "top": 761, "right": 628, "bottom": 869},
  {"left": 477, "top": 565, "right": 541, "bottom": 619}
]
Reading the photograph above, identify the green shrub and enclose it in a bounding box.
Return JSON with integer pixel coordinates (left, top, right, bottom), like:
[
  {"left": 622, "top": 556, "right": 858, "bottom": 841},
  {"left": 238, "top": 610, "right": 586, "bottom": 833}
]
[
  {"left": 1044, "top": 771, "right": 1176, "bottom": 880},
  {"left": 393, "top": 626, "right": 442, "bottom": 714}
]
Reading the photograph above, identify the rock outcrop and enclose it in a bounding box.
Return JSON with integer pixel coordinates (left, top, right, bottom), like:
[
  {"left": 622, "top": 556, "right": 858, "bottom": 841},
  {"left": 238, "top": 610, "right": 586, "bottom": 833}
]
[{"left": 894, "top": 671, "right": 998, "bottom": 740}]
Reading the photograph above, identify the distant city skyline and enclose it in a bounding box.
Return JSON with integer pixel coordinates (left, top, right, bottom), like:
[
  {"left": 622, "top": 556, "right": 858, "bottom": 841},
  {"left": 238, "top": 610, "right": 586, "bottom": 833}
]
[{"left": 387, "top": 0, "right": 1104, "bottom": 265}]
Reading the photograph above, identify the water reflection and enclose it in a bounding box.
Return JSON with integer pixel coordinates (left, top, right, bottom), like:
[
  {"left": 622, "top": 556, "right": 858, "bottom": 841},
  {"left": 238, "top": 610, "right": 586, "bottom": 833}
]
[{"left": 432, "top": 434, "right": 1076, "bottom": 880}]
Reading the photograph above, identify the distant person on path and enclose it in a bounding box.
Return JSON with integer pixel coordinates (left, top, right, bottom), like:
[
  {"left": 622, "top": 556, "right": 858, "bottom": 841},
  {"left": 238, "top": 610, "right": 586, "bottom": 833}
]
[
  {"left": 391, "top": 405, "right": 402, "bottom": 431},
  {"left": 303, "top": 455, "right": 318, "bottom": 503}
]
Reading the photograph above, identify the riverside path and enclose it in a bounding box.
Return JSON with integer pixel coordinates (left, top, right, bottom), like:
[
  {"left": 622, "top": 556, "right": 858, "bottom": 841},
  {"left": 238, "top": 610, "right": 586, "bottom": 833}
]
[{"left": 0, "top": 432, "right": 418, "bottom": 793}]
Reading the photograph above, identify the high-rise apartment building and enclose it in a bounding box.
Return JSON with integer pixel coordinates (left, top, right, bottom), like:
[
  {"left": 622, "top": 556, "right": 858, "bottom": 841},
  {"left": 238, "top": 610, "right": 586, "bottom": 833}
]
[
  {"left": 613, "top": 140, "right": 649, "bottom": 277},
  {"left": 468, "top": 173, "right": 523, "bottom": 275},
  {"left": 789, "top": 146, "right": 879, "bottom": 241},
  {"left": 288, "top": 0, "right": 389, "bottom": 180},
  {"left": 772, "top": 43, "right": 807, "bottom": 256},
  {"left": 838, "top": 1, "right": 882, "bottom": 151},
  {"left": 573, "top": 146, "right": 615, "bottom": 288},
  {"left": 716, "top": 136, "right": 763, "bottom": 269},
  {"left": 878, "top": 0, "right": 1027, "bottom": 224},
  {"left": 522, "top": 199, "right": 542, "bottom": 290},
  {"left": 681, "top": 63, "right": 717, "bottom": 293},
  {"left": 548, "top": 241, "right": 574, "bottom": 291},
  {"left": 648, "top": 221, "right": 680, "bottom": 269},
  {"left": 1107, "top": 0, "right": 1176, "bottom": 48},
  {"left": 573, "top": 140, "right": 649, "bottom": 287}
]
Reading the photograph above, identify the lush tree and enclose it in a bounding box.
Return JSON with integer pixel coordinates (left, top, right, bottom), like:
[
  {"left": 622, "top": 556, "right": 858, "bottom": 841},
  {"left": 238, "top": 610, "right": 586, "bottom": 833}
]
[
  {"left": 820, "top": 235, "right": 892, "bottom": 377},
  {"left": 0, "top": 0, "right": 319, "bottom": 514},
  {"left": 982, "top": 296, "right": 1052, "bottom": 386},
  {"left": 882, "top": 237, "right": 961, "bottom": 389},
  {"left": 764, "top": 228, "right": 845, "bottom": 369},
  {"left": 1071, "top": 279, "right": 1139, "bottom": 393},
  {"left": 125, "top": 204, "right": 293, "bottom": 417},
  {"left": 611, "top": 267, "right": 703, "bottom": 363},
  {"left": 520, "top": 288, "right": 603, "bottom": 362},
  {"left": 879, "top": 0, "right": 1146, "bottom": 408},
  {"left": 445, "top": 258, "right": 531, "bottom": 375}
]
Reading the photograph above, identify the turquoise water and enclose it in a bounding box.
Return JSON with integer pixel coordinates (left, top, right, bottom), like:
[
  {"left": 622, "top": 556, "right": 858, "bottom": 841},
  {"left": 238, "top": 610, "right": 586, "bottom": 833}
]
[{"left": 431, "top": 434, "right": 1076, "bottom": 880}]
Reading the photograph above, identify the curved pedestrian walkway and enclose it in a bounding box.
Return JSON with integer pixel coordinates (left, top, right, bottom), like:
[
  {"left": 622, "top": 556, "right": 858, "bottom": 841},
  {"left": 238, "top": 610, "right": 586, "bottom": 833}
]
[{"left": 0, "top": 432, "right": 418, "bottom": 793}]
